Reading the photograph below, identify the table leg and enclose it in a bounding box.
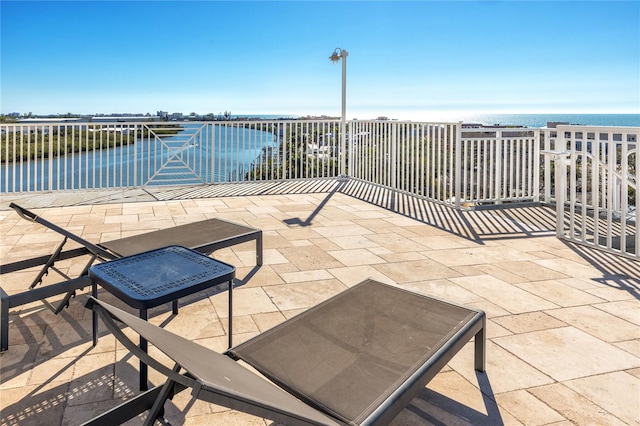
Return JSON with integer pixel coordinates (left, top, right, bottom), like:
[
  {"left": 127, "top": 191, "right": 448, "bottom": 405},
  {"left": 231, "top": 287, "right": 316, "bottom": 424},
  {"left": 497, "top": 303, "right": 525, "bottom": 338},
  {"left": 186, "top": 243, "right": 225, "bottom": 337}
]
[
  {"left": 1, "top": 287, "right": 9, "bottom": 352},
  {"left": 228, "top": 279, "right": 233, "bottom": 349},
  {"left": 475, "top": 316, "right": 486, "bottom": 372},
  {"left": 139, "top": 308, "right": 148, "bottom": 391},
  {"left": 92, "top": 283, "right": 98, "bottom": 346},
  {"left": 256, "top": 232, "right": 263, "bottom": 266}
]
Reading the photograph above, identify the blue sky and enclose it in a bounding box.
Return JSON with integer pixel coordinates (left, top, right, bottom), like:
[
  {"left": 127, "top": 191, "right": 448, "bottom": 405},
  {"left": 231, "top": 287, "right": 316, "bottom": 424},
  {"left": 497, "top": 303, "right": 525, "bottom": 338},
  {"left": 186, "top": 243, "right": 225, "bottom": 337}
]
[{"left": 1, "top": 1, "right": 639, "bottom": 119}]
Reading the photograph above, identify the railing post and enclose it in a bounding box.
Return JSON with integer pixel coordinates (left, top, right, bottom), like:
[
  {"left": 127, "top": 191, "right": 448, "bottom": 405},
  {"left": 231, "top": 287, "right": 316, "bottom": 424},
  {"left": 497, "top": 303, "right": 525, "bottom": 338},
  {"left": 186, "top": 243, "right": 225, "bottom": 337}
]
[
  {"left": 495, "top": 130, "right": 503, "bottom": 205},
  {"left": 555, "top": 151, "right": 568, "bottom": 238},
  {"left": 132, "top": 124, "right": 137, "bottom": 187},
  {"left": 48, "top": 125, "right": 54, "bottom": 192},
  {"left": 545, "top": 128, "right": 553, "bottom": 203},
  {"left": 533, "top": 129, "right": 541, "bottom": 203},
  {"left": 454, "top": 122, "right": 462, "bottom": 209},
  {"left": 283, "top": 122, "right": 289, "bottom": 181},
  {"left": 340, "top": 120, "right": 347, "bottom": 177},
  {"left": 541, "top": 148, "right": 569, "bottom": 238},
  {"left": 391, "top": 122, "right": 397, "bottom": 190},
  {"left": 552, "top": 127, "right": 570, "bottom": 240},
  {"left": 210, "top": 123, "right": 216, "bottom": 183},
  {"left": 345, "top": 120, "right": 352, "bottom": 178},
  {"left": 348, "top": 120, "right": 356, "bottom": 179}
]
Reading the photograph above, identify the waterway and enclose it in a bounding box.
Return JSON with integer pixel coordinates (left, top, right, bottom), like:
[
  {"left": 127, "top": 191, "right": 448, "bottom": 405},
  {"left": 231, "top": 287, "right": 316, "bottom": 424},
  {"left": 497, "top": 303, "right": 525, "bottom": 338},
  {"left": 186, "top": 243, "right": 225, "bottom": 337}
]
[{"left": 1, "top": 123, "right": 278, "bottom": 192}]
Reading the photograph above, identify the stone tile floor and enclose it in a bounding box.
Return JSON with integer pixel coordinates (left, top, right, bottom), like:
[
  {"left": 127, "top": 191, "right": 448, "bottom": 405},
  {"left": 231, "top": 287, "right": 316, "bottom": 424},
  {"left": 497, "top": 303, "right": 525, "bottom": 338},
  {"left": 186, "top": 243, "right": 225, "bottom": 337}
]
[{"left": 0, "top": 184, "right": 639, "bottom": 425}]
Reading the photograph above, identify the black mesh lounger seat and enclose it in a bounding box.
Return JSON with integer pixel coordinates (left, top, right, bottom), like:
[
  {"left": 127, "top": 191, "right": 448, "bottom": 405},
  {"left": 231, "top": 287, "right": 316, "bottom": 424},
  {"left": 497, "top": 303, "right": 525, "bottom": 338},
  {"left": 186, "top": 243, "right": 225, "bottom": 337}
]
[
  {"left": 83, "top": 279, "right": 486, "bottom": 426},
  {"left": 0, "top": 203, "right": 262, "bottom": 351}
]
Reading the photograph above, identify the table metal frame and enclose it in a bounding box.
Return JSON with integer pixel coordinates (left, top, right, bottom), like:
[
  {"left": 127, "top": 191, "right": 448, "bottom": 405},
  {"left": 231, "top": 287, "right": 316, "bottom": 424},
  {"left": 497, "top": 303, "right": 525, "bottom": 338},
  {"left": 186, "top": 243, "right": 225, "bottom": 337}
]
[{"left": 89, "top": 246, "right": 236, "bottom": 390}]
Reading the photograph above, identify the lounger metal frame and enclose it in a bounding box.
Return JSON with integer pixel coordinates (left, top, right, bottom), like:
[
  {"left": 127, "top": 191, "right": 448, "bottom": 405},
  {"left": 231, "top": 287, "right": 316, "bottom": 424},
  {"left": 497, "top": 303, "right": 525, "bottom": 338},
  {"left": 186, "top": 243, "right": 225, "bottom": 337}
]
[
  {"left": 82, "top": 279, "right": 486, "bottom": 426},
  {"left": 0, "top": 203, "right": 262, "bottom": 351}
]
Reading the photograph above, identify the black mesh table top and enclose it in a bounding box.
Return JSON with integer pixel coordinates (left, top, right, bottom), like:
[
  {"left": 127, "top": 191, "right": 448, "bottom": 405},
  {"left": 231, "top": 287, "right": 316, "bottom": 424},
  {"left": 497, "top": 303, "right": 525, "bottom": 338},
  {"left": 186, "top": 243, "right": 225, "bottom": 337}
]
[
  {"left": 89, "top": 245, "right": 235, "bottom": 309},
  {"left": 90, "top": 245, "right": 236, "bottom": 391}
]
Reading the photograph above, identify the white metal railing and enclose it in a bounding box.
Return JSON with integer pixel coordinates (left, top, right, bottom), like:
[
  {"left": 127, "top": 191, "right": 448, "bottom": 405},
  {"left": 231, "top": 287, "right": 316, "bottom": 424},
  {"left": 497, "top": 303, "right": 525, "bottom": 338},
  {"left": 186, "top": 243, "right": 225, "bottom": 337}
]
[
  {"left": 348, "top": 121, "right": 460, "bottom": 205},
  {"left": 0, "top": 120, "right": 640, "bottom": 256},
  {"left": 3, "top": 119, "right": 638, "bottom": 258},
  {"left": 0, "top": 120, "right": 545, "bottom": 206},
  {"left": 459, "top": 128, "right": 540, "bottom": 206},
  {"left": 546, "top": 125, "right": 638, "bottom": 259},
  {"left": 348, "top": 122, "right": 542, "bottom": 208},
  {"left": 0, "top": 121, "right": 343, "bottom": 192}
]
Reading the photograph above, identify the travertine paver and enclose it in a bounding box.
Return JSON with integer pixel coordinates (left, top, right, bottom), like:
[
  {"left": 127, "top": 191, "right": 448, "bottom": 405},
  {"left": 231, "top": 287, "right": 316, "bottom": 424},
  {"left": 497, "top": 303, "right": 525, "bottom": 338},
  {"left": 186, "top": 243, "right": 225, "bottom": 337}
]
[
  {"left": 1, "top": 189, "right": 639, "bottom": 426},
  {"left": 563, "top": 371, "right": 640, "bottom": 425},
  {"left": 374, "top": 259, "right": 461, "bottom": 282},
  {"left": 494, "top": 327, "right": 640, "bottom": 381},
  {"left": 546, "top": 305, "right": 640, "bottom": 342},
  {"left": 452, "top": 274, "right": 559, "bottom": 314},
  {"left": 529, "top": 382, "right": 630, "bottom": 426},
  {"left": 495, "top": 389, "right": 566, "bottom": 425},
  {"left": 513, "top": 279, "right": 606, "bottom": 307}
]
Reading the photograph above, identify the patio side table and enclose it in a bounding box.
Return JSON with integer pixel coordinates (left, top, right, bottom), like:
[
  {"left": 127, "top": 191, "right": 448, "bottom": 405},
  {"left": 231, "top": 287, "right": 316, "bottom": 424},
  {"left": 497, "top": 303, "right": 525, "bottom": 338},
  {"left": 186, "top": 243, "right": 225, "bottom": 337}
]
[{"left": 89, "top": 245, "right": 235, "bottom": 390}]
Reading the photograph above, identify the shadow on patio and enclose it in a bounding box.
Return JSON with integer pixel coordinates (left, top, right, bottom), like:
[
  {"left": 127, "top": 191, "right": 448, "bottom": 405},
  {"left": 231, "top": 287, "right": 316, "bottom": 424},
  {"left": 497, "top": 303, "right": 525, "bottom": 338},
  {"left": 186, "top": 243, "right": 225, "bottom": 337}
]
[{"left": 1, "top": 181, "right": 638, "bottom": 425}]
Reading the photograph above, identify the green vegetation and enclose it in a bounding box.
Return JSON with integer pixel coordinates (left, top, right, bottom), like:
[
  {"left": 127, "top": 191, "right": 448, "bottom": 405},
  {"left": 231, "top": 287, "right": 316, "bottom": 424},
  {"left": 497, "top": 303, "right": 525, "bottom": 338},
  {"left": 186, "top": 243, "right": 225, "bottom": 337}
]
[
  {"left": 245, "top": 122, "right": 340, "bottom": 180},
  {"left": 0, "top": 124, "right": 181, "bottom": 163},
  {"left": 0, "top": 115, "right": 18, "bottom": 123}
]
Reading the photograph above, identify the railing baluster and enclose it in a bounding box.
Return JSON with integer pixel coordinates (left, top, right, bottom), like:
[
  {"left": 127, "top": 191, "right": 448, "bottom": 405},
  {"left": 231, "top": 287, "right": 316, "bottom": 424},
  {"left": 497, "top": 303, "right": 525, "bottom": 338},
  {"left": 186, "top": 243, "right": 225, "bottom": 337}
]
[{"left": 1, "top": 120, "right": 636, "bottom": 260}]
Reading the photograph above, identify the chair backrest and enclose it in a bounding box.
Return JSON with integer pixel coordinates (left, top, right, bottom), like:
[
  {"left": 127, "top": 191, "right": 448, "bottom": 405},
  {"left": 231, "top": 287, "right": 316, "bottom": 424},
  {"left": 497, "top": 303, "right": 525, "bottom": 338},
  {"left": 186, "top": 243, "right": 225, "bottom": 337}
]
[{"left": 10, "top": 203, "right": 116, "bottom": 260}]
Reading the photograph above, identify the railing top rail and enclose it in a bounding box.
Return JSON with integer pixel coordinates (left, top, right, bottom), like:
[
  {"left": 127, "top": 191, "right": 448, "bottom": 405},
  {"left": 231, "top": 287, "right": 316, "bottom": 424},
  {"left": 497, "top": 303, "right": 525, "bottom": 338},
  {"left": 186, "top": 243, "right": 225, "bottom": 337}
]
[
  {"left": 354, "top": 120, "right": 461, "bottom": 125},
  {"left": 0, "top": 119, "right": 468, "bottom": 128}
]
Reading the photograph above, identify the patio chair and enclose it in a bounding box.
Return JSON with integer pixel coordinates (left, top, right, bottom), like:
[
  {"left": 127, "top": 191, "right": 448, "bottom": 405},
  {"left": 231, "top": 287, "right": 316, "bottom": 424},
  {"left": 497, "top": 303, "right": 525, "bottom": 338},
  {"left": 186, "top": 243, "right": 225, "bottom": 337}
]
[
  {"left": 83, "top": 279, "right": 486, "bottom": 426},
  {"left": 0, "top": 202, "right": 262, "bottom": 351}
]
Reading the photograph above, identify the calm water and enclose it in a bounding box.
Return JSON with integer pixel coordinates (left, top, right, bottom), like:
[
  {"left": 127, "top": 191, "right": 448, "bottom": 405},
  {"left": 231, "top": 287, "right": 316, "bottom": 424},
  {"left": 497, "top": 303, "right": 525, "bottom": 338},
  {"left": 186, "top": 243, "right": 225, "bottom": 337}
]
[
  {"left": 427, "top": 113, "right": 640, "bottom": 128},
  {"left": 251, "top": 113, "right": 640, "bottom": 127},
  {"left": 1, "top": 123, "right": 278, "bottom": 191}
]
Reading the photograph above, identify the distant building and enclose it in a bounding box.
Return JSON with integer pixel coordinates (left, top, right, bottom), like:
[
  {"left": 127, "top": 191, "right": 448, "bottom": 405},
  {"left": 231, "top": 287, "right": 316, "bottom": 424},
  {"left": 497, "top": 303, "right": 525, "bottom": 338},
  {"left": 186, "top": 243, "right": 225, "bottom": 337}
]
[
  {"left": 91, "top": 116, "right": 159, "bottom": 122},
  {"left": 17, "top": 117, "right": 81, "bottom": 123},
  {"left": 462, "top": 123, "right": 526, "bottom": 129},
  {"left": 546, "top": 122, "right": 570, "bottom": 128}
]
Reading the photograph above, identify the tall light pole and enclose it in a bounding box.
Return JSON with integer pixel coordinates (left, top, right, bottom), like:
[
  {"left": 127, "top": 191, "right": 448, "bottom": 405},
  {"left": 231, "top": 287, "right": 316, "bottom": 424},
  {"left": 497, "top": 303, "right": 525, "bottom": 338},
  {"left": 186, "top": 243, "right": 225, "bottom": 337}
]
[{"left": 329, "top": 47, "right": 348, "bottom": 177}]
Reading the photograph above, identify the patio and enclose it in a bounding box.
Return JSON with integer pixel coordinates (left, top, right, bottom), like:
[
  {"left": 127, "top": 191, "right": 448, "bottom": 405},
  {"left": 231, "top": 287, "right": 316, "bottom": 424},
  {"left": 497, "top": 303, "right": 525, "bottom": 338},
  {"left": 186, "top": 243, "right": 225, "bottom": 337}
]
[{"left": 1, "top": 180, "right": 639, "bottom": 425}]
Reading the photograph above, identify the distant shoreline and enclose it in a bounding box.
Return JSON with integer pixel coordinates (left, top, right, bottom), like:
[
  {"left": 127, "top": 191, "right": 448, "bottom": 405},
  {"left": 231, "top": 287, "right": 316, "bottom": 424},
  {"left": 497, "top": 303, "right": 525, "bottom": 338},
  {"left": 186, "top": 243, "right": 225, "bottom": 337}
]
[{"left": 2, "top": 113, "right": 639, "bottom": 129}]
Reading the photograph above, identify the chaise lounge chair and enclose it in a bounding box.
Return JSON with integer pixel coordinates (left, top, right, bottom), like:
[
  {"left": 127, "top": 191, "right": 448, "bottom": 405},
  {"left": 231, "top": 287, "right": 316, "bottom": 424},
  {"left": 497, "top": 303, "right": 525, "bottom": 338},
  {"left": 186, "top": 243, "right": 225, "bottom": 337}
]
[
  {"left": 0, "top": 203, "right": 262, "bottom": 351},
  {"left": 83, "top": 279, "right": 486, "bottom": 426}
]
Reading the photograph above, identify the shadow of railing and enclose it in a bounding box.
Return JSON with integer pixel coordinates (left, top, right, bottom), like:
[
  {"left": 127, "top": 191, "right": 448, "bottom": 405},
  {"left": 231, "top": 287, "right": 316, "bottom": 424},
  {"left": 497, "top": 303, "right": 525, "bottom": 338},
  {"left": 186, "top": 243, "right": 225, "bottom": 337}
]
[
  {"left": 2, "top": 178, "right": 558, "bottom": 246},
  {"left": 178, "top": 178, "right": 558, "bottom": 244},
  {"left": 0, "top": 280, "right": 237, "bottom": 385},
  {"left": 564, "top": 240, "right": 640, "bottom": 300},
  {"left": 283, "top": 180, "right": 347, "bottom": 227},
  {"left": 0, "top": 355, "right": 185, "bottom": 426},
  {"left": 339, "top": 179, "right": 557, "bottom": 243}
]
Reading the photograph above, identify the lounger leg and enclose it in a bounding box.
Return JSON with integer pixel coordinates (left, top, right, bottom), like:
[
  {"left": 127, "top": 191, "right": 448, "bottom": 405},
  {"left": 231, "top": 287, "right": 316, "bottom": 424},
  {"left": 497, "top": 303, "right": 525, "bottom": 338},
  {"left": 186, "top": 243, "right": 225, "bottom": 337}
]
[
  {"left": 474, "top": 317, "right": 486, "bottom": 372},
  {"left": 80, "top": 385, "right": 165, "bottom": 426},
  {"left": 143, "top": 363, "right": 181, "bottom": 426},
  {"left": 172, "top": 300, "right": 179, "bottom": 315},
  {"left": 228, "top": 279, "right": 233, "bottom": 349},
  {"left": 140, "top": 308, "right": 149, "bottom": 391},
  {"left": 1, "top": 287, "right": 9, "bottom": 352},
  {"left": 92, "top": 283, "right": 99, "bottom": 346},
  {"left": 256, "top": 232, "right": 263, "bottom": 266},
  {"left": 29, "top": 237, "right": 68, "bottom": 290}
]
